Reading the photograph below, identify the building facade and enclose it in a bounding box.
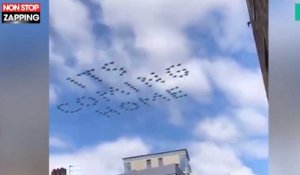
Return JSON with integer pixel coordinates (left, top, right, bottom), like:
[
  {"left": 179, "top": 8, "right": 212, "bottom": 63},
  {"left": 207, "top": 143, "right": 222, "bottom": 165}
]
[
  {"left": 246, "top": 0, "right": 268, "bottom": 97},
  {"left": 121, "top": 164, "right": 185, "bottom": 175},
  {"left": 51, "top": 168, "right": 67, "bottom": 175},
  {"left": 119, "top": 149, "right": 194, "bottom": 175}
]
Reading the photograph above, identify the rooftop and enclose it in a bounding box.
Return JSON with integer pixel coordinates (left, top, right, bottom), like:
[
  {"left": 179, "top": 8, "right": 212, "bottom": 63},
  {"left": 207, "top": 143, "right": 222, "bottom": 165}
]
[{"left": 123, "top": 148, "right": 190, "bottom": 161}]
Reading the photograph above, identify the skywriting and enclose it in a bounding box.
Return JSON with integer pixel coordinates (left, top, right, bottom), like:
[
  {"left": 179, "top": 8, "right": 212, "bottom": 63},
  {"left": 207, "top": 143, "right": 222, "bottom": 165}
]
[{"left": 57, "top": 62, "right": 190, "bottom": 117}]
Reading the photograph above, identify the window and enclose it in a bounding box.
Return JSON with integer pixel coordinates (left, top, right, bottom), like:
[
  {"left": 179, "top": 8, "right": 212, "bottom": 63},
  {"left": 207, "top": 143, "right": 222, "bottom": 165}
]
[
  {"left": 158, "top": 158, "right": 163, "bottom": 166},
  {"left": 187, "top": 162, "right": 192, "bottom": 173},
  {"left": 179, "top": 155, "right": 187, "bottom": 172},
  {"left": 124, "top": 162, "right": 131, "bottom": 172},
  {"left": 252, "top": 0, "right": 256, "bottom": 21},
  {"left": 264, "top": 38, "right": 268, "bottom": 72},
  {"left": 146, "top": 159, "right": 151, "bottom": 168}
]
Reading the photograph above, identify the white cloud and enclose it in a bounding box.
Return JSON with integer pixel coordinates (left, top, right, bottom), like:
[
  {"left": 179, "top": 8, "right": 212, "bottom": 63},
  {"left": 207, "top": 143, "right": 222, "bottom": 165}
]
[
  {"left": 193, "top": 108, "right": 268, "bottom": 160},
  {"left": 204, "top": 58, "right": 268, "bottom": 108},
  {"left": 194, "top": 116, "right": 240, "bottom": 143},
  {"left": 237, "top": 140, "right": 268, "bottom": 160},
  {"left": 50, "top": 0, "right": 90, "bottom": 40},
  {"left": 49, "top": 137, "right": 149, "bottom": 175},
  {"left": 89, "top": 0, "right": 254, "bottom": 74},
  {"left": 189, "top": 142, "right": 255, "bottom": 175},
  {"left": 167, "top": 103, "right": 185, "bottom": 126},
  {"left": 50, "top": 137, "right": 70, "bottom": 149},
  {"left": 235, "top": 108, "right": 268, "bottom": 136},
  {"left": 97, "top": 0, "right": 253, "bottom": 55},
  {"left": 49, "top": 84, "right": 58, "bottom": 105},
  {"left": 50, "top": 0, "right": 98, "bottom": 67}
]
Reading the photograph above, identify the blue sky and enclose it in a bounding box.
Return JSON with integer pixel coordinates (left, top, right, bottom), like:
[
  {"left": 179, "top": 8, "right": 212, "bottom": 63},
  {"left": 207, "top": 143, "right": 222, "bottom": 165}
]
[{"left": 49, "top": 0, "right": 268, "bottom": 175}]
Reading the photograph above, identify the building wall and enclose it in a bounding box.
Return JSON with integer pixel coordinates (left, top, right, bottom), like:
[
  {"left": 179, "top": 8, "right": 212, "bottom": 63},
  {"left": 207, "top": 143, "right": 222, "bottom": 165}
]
[
  {"left": 130, "top": 154, "right": 181, "bottom": 171},
  {"left": 120, "top": 164, "right": 185, "bottom": 175},
  {"left": 246, "top": 0, "right": 268, "bottom": 97},
  {"left": 163, "top": 154, "right": 181, "bottom": 166}
]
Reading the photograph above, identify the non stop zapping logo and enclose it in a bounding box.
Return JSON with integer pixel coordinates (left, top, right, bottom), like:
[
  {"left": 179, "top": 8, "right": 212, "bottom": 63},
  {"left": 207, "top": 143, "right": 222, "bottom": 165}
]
[{"left": 1, "top": 3, "right": 40, "bottom": 24}]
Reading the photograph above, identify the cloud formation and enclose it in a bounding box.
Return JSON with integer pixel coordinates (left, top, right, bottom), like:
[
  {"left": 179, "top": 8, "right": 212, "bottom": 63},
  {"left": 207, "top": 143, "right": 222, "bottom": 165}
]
[
  {"left": 190, "top": 142, "right": 255, "bottom": 175},
  {"left": 50, "top": 137, "right": 149, "bottom": 175},
  {"left": 50, "top": 137, "right": 70, "bottom": 149},
  {"left": 49, "top": 84, "right": 57, "bottom": 104},
  {"left": 194, "top": 115, "right": 240, "bottom": 143},
  {"left": 204, "top": 58, "right": 267, "bottom": 108}
]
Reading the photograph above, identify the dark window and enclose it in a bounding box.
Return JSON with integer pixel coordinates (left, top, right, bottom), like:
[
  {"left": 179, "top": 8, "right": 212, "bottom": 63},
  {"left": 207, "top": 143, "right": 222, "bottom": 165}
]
[
  {"left": 124, "top": 162, "right": 131, "bottom": 172},
  {"left": 179, "top": 155, "right": 187, "bottom": 172},
  {"left": 158, "top": 158, "right": 163, "bottom": 166},
  {"left": 251, "top": 0, "right": 256, "bottom": 21},
  {"left": 264, "top": 38, "right": 268, "bottom": 72},
  {"left": 146, "top": 159, "right": 151, "bottom": 168}
]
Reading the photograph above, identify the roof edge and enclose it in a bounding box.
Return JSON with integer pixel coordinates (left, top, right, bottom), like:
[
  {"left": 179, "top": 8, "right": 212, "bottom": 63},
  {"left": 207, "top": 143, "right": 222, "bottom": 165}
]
[{"left": 123, "top": 148, "right": 190, "bottom": 161}]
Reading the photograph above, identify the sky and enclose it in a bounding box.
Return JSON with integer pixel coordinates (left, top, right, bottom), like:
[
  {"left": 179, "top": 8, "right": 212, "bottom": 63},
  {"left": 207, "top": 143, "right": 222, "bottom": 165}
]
[{"left": 49, "top": 0, "right": 268, "bottom": 175}]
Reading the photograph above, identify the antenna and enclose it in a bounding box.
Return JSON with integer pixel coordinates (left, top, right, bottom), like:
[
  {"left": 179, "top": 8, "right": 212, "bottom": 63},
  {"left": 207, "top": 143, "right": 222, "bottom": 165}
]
[{"left": 69, "top": 165, "right": 82, "bottom": 175}]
